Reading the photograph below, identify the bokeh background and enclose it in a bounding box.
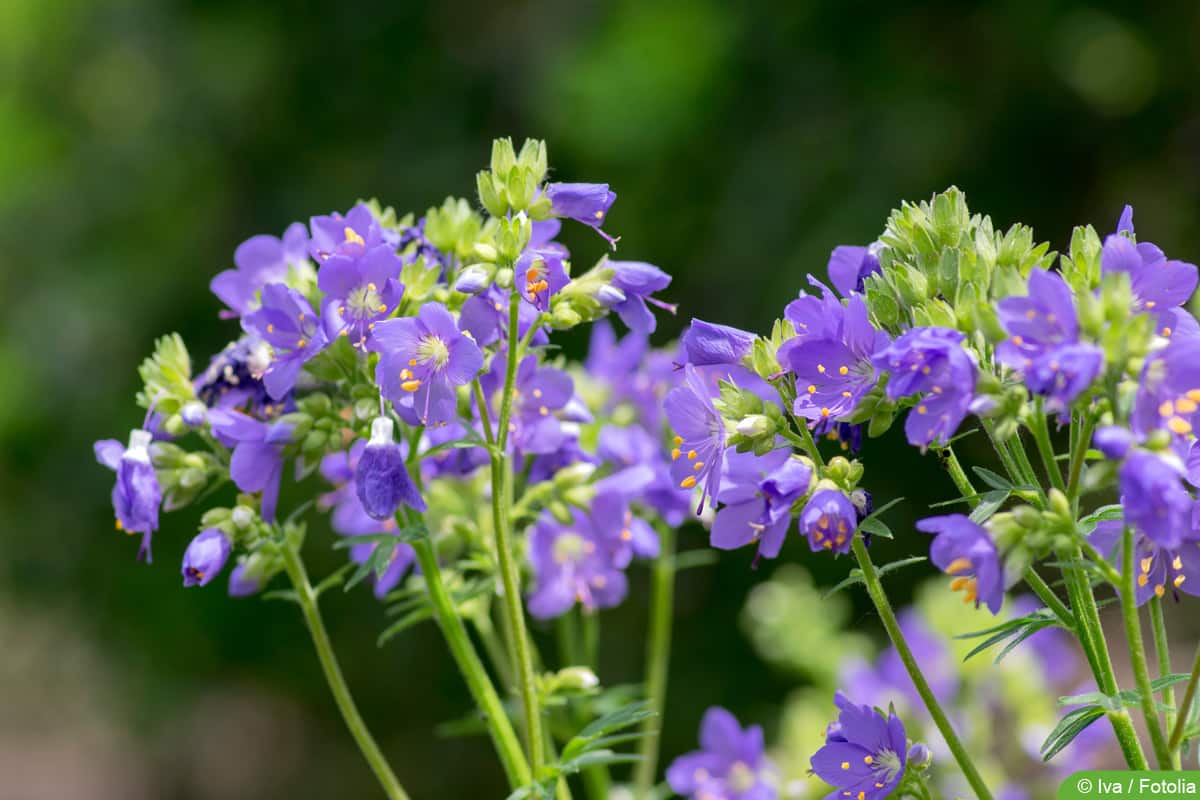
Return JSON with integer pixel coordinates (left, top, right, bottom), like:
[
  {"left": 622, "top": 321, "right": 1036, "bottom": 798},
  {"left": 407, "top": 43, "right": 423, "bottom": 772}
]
[{"left": 4, "top": 1, "right": 1200, "bottom": 798}]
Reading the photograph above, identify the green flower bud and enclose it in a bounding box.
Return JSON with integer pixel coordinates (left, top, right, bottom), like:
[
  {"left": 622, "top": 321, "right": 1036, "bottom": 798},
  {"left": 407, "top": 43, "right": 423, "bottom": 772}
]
[
  {"left": 490, "top": 137, "right": 517, "bottom": 177},
  {"left": 474, "top": 241, "right": 499, "bottom": 263},
  {"left": 549, "top": 500, "right": 573, "bottom": 525},
  {"left": 554, "top": 666, "right": 599, "bottom": 691},
  {"left": 495, "top": 266, "right": 514, "bottom": 289},
  {"left": 553, "top": 462, "right": 597, "bottom": 490},
  {"left": 476, "top": 171, "right": 506, "bottom": 218}
]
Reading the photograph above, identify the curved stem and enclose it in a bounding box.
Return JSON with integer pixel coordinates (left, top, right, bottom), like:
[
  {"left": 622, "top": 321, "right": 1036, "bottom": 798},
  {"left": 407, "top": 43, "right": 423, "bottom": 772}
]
[
  {"left": 1120, "top": 526, "right": 1173, "bottom": 768},
  {"left": 850, "top": 536, "right": 993, "bottom": 800},
  {"left": 280, "top": 541, "right": 411, "bottom": 800},
  {"left": 634, "top": 522, "right": 676, "bottom": 799},
  {"left": 411, "top": 538, "right": 531, "bottom": 787},
  {"left": 1168, "top": 640, "right": 1200, "bottom": 753},
  {"left": 1149, "top": 597, "right": 1181, "bottom": 768}
]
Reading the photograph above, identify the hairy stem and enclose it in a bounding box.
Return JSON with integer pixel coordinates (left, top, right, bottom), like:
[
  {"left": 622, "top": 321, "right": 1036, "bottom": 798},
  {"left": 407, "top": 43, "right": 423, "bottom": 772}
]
[
  {"left": 634, "top": 522, "right": 677, "bottom": 799},
  {"left": 280, "top": 540, "right": 411, "bottom": 800},
  {"left": 850, "top": 536, "right": 993, "bottom": 800},
  {"left": 1029, "top": 403, "right": 1067, "bottom": 494},
  {"left": 1149, "top": 597, "right": 1181, "bottom": 768},
  {"left": 1120, "top": 526, "right": 1173, "bottom": 768},
  {"left": 1168, "top": 640, "right": 1200, "bottom": 753}
]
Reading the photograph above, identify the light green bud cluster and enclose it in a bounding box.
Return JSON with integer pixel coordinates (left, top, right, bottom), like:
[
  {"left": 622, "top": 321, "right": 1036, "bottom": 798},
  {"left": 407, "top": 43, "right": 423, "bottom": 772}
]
[{"left": 477, "top": 137, "right": 549, "bottom": 217}]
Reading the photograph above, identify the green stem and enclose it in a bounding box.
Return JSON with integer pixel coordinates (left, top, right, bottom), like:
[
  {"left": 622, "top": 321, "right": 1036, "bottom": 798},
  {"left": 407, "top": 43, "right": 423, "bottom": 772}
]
[
  {"left": 1065, "top": 411, "right": 1096, "bottom": 502},
  {"left": 492, "top": 289, "right": 545, "bottom": 775},
  {"left": 474, "top": 610, "right": 516, "bottom": 692},
  {"left": 1024, "top": 568, "right": 1074, "bottom": 630},
  {"left": 1029, "top": 403, "right": 1067, "bottom": 494},
  {"left": 1149, "top": 597, "right": 1181, "bottom": 768},
  {"left": 279, "top": 540, "right": 411, "bottom": 800},
  {"left": 412, "top": 538, "right": 531, "bottom": 787},
  {"left": 634, "top": 522, "right": 676, "bottom": 799},
  {"left": 1168, "top": 640, "right": 1200, "bottom": 753},
  {"left": 557, "top": 611, "right": 610, "bottom": 800},
  {"left": 1120, "top": 526, "right": 1173, "bottom": 768},
  {"left": 850, "top": 536, "right": 993, "bottom": 800},
  {"left": 940, "top": 446, "right": 977, "bottom": 506}
]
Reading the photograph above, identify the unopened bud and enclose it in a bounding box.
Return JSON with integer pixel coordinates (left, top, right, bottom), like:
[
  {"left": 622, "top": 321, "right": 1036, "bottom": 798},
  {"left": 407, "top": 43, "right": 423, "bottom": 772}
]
[
  {"left": 735, "top": 414, "right": 774, "bottom": 438},
  {"left": 453, "top": 264, "right": 491, "bottom": 294}
]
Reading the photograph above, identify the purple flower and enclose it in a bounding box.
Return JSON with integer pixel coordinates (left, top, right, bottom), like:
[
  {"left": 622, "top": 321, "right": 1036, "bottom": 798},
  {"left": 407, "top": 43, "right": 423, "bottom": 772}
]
[
  {"left": 799, "top": 489, "right": 858, "bottom": 554},
  {"left": 681, "top": 319, "right": 757, "bottom": 367},
  {"left": 545, "top": 182, "right": 617, "bottom": 248},
  {"left": 603, "top": 260, "right": 675, "bottom": 334},
  {"left": 712, "top": 449, "right": 812, "bottom": 561},
  {"left": 996, "top": 270, "right": 1103, "bottom": 412},
  {"left": 586, "top": 321, "right": 679, "bottom": 434},
  {"left": 1119, "top": 451, "right": 1191, "bottom": 549},
  {"left": 228, "top": 563, "right": 263, "bottom": 597},
  {"left": 827, "top": 243, "right": 883, "bottom": 298},
  {"left": 591, "top": 487, "right": 660, "bottom": 563},
  {"left": 784, "top": 294, "right": 889, "bottom": 426},
  {"left": 370, "top": 302, "right": 483, "bottom": 425},
  {"left": 211, "top": 222, "right": 310, "bottom": 318},
  {"left": 311, "top": 208, "right": 405, "bottom": 348},
  {"left": 1091, "top": 519, "right": 1200, "bottom": 606},
  {"left": 182, "top": 528, "right": 232, "bottom": 587},
  {"left": 241, "top": 283, "right": 329, "bottom": 400},
  {"left": 208, "top": 409, "right": 289, "bottom": 523},
  {"left": 1093, "top": 426, "right": 1136, "bottom": 460},
  {"left": 1131, "top": 336, "right": 1200, "bottom": 442},
  {"left": 308, "top": 203, "right": 396, "bottom": 260},
  {"left": 354, "top": 417, "right": 427, "bottom": 520},
  {"left": 480, "top": 353, "right": 574, "bottom": 455},
  {"left": 459, "top": 285, "right": 549, "bottom": 348},
  {"left": 95, "top": 429, "right": 162, "bottom": 561},
  {"left": 810, "top": 692, "right": 907, "bottom": 800},
  {"left": 526, "top": 508, "right": 629, "bottom": 619},
  {"left": 872, "top": 326, "right": 977, "bottom": 449},
  {"left": 917, "top": 514, "right": 1004, "bottom": 614},
  {"left": 517, "top": 242, "right": 571, "bottom": 313},
  {"left": 598, "top": 425, "right": 693, "bottom": 526},
  {"left": 782, "top": 280, "right": 847, "bottom": 345},
  {"left": 195, "top": 338, "right": 276, "bottom": 416},
  {"left": 665, "top": 364, "right": 728, "bottom": 513},
  {"left": 1102, "top": 209, "right": 1198, "bottom": 325},
  {"left": 666, "top": 707, "right": 776, "bottom": 800}
]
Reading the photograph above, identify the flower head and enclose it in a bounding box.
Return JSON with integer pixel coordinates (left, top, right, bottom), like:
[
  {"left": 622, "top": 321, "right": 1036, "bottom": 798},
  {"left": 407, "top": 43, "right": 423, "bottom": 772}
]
[
  {"left": 712, "top": 449, "right": 812, "bottom": 561},
  {"left": 604, "top": 260, "right": 675, "bottom": 334},
  {"left": 312, "top": 208, "right": 405, "bottom": 348},
  {"left": 917, "top": 514, "right": 1004, "bottom": 614},
  {"left": 1091, "top": 518, "right": 1200, "bottom": 605},
  {"left": 526, "top": 507, "right": 629, "bottom": 619},
  {"left": 871, "top": 326, "right": 976, "bottom": 449},
  {"left": 182, "top": 528, "right": 232, "bottom": 587},
  {"left": 94, "top": 429, "right": 162, "bottom": 561},
  {"left": 666, "top": 707, "right": 776, "bottom": 800},
  {"left": 211, "top": 222, "right": 310, "bottom": 318},
  {"left": 517, "top": 243, "right": 571, "bottom": 312},
  {"left": 1119, "top": 450, "right": 1191, "bottom": 549},
  {"left": 354, "top": 417, "right": 427, "bottom": 520},
  {"left": 371, "top": 302, "right": 483, "bottom": 425},
  {"left": 545, "top": 182, "right": 617, "bottom": 247},
  {"left": 827, "top": 243, "right": 883, "bottom": 298},
  {"left": 800, "top": 489, "right": 858, "bottom": 554},
  {"left": 1131, "top": 336, "right": 1200, "bottom": 442},
  {"left": 208, "top": 408, "right": 290, "bottom": 522},
  {"left": 681, "top": 319, "right": 757, "bottom": 367},
  {"left": 459, "top": 285, "right": 549, "bottom": 348},
  {"left": 1101, "top": 210, "right": 1198, "bottom": 325},
  {"left": 811, "top": 692, "right": 908, "bottom": 800},
  {"left": 241, "top": 283, "right": 329, "bottom": 400},
  {"left": 665, "top": 364, "right": 728, "bottom": 513}
]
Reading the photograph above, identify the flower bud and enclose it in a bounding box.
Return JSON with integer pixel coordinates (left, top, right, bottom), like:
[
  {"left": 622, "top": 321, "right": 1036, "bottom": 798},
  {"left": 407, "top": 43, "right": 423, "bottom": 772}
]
[
  {"left": 594, "top": 285, "right": 627, "bottom": 307},
  {"left": 355, "top": 417, "right": 427, "bottom": 520},
  {"left": 907, "top": 743, "right": 933, "bottom": 770},
  {"left": 180, "top": 401, "right": 207, "bottom": 428},
  {"left": 1093, "top": 425, "right": 1134, "bottom": 460},
  {"left": 735, "top": 414, "right": 774, "bottom": 439},
  {"left": 453, "top": 264, "right": 491, "bottom": 294},
  {"left": 555, "top": 666, "right": 599, "bottom": 691},
  {"left": 494, "top": 266, "right": 513, "bottom": 289},
  {"left": 182, "top": 528, "right": 232, "bottom": 587},
  {"left": 473, "top": 241, "right": 499, "bottom": 263},
  {"left": 231, "top": 505, "right": 255, "bottom": 529}
]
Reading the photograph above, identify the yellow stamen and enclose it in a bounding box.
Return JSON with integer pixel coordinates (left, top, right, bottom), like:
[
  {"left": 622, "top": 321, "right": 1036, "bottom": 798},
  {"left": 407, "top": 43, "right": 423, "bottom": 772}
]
[
  {"left": 673, "top": 435, "right": 683, "bottom": 446},
  {"left": 1141, "top": 557, "right": 1153, "bottom": 574},
  {"left": 1168, "top": 416, "right": 1193, "bottom": 435},
  {"left": 693, "top": 461, "right": 704, "bottom": 471},
  {"left": 687, "top": 449, "right": 697, "bottom": 459},
  {"left": 671, "top": 448, "right": 682, "bottom": 460},
  {"left": 1178, "top": 398, "right": 1198, "bottom": 414},
  {"left": 1155, "top": 584, "right": 1166, "bottom": 597},
  {"left": 680, "top": 475, "right": 697, "bottom": 489},
  {"left": 863, "top": 756, "right": 873, "bottom": 765},
  {"left": 817, "top": 364, "right": 826, "bottom": 373},
  {"left": 841, "top": 762, "right": 850, "bottom": 770},
  {"left": 1163, "top": 327, "right": 1173, "bottom": 337},
  {"left": 807, "top": 384, "right": 817, "bottom": 394},
  {"left": 621, "top": 529, "right": 633, "bottom": 541},
  {"left": 1160, "top": 400, "right": 1176, "bottom": 418},
  {"left": 839, "top": 365, "right": 849, "bottom": 375},
  {"left": 1173, "top": 556, "right": 1183, "bottom": 570},
  {"left": 1176, "top": 574, "right": 1187, "bottom": 587},
  {"left": 401, "top": 379, "right": 421, "bottom": 392},
  {"left": 343, "top": 227, "right": 364, "bottom": 246},
  {"left": 1147, "top": 300, "right": 1157, "bottom": 309},
  {"left": 296, "top": 339, "right": 306, "bottom": 347},
  {"left": 1138, "top": 574, "right": 1149, "bottom": 587},
  {"left": 916, "top": 404, "right": 928, "bottom": 414}
]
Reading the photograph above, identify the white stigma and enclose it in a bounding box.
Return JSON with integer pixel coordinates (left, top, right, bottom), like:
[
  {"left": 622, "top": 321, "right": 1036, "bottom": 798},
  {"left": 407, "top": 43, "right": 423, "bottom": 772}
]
[
  {"left": 125, "top": 429, "right": 153, "bottom": 463},
  {"left": 369, "top": 416, "right": 395, "bottom": 447}
]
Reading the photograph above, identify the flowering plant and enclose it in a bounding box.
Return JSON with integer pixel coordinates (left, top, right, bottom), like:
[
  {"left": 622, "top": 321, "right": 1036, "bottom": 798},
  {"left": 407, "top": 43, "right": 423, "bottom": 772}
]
[{"left": 97, "top": 140, "right": 1200, "bottom": 799}]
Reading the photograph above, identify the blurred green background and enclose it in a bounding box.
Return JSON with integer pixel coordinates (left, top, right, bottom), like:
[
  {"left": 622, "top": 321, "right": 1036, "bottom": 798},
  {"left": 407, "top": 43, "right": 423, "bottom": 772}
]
[{"left": 4, "top": 1, "right": 1200, "bottom": 797}]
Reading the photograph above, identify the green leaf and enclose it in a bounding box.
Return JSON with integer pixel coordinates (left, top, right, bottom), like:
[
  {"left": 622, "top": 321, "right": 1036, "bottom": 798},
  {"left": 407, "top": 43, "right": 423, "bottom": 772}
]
[
  {"left": 858, "top": 517, "right": 893, "bottom": 539},
  {"left": 860, "top": 496, "right": 905, "bottom": 523},
  {"left": 377, "top": 607, "right": 435, "bottom": 646},
  {"left": 332, "top": 525, "right": 429, "bottom": 550},
  {"left": 261, "top": 589, "right": 300, "bottom": 605},
  {"left": 968, "top": 489, "right": 1009, "bottom": 524},
  {"left": 877, "top": 556, "right": 927, "bottom": 578},
  {"left": 1041, "top": 705, "right": 1106, "bottom": 761},
  {"left": 822, "top": 569, "right": 865, "bottom": 599},
  {"left": 972, "top": 466, "right": 1013, "bottom": 490},
  {"left": 672, "top": 549, "right": 719, "bottom": 572}
]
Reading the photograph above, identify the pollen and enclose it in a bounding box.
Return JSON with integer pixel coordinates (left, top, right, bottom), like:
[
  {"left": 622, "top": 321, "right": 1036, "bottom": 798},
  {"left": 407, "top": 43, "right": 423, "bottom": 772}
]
[
  {"left": 842, "top": 391, "right": 852, "bottom": 398},
  {"left": 863, "top": 755, "right": 873, "bottom": 765},
  {"left": 838, "top": 365, "right": 849, "bottom": 375},
  {"left": 343, "top": 227, "right": 365, "bottom": 246},
  {"left": 1163, "top": 327, "right": 1173, "bottom": 337},
  {"left": 1168, "top": 416, "right": 1193, "bottom": 435},
  {"left": 1155, "top": 584, "right": 1166, "bottom": 597},
  {"left": 533, "top": 388, "right": 543, "bottom": 398},
  {"left": 680, "top": 475, "right": 697, "bottom": 489},
  {"left": 1173, "top": 556, "right": 1183, "bottom": 570},
  {"left": 1147, "top": 300, "right": 1158, "bottom": 309},
  {"left": 1025, "top": 309, "right": 1037, "bottom": 319},
  {"left": 621, "top": 529, "right": 632, "bottom": 541},
  {"left": 671, "top": 448, "right": 682, "bottom": 460},
  {"left": 817, "top": 364, "right": 826, "bottom": 373},
  {"left": 693, "top": 461, "right": 704, "bottom": 471},
  {"left": 673, "top": 435, "right": 683, "bottom": 446},
  {"left": 1177, "top": 574, "right": 1187, "bottom": 587},
  {"left": 296, "top": 339, "right": 306, "bottom": 347},
  {"left": 1011, "top": 335, "right": 1024, "bottom": 346},
  {"left": 687, "top": 449, "right": 697, "bottom": 460},
  {"left": 1188, "top": 389, "right": 1200, "bottom": 403},
  {"left": 367, "top": 282, "right": 377, "bottom": 292},
  {"left": 539, "top": 406, "right": 548, "bottom": 416},
  {"left": 916, "top": 404, "right": 928, "bottom": 414},
  {"left": 267, "top": 324, "right": 274, "bottom": 333},
  {"left": 1160, "top": 400, "right": 1176, "bottom": 418},
  {"left": 808, "top": 384, "right": 817, "bottom": 394},
  {"left": 821, "top": 407, "right": 831, "bottom": 417},
  {"left": 1178, "top": 398, "right": 1198, "bottom": 414},
  {"left": 1141, "top": 557, "right": 1153, "bottom": 573},
  {"left": 378, "top": 304, "right": 388, "bottom": 312},
  {"left": 1138, "top": 574, "right": 1149, "bottom": 587},
  {"left": 115, "top": 518, "right": 123, "bottom": 531},
  {"left": 401, "top": 379, "right": 422, "bottom": 392},
  {"left": 409, "top": 358, "right": 417, "bottom": 366},
  {"left": 594, "top": 210, "right": 605, "bottom": 220},
  {"left": 841, "top": 762, "right": 850, "bottom": 770}
]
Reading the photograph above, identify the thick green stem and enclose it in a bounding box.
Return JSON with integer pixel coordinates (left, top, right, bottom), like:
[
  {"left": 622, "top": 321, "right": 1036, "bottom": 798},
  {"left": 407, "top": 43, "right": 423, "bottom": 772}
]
[
  {"left": 634, "top": 523, "right": 676, "bottom": 799},
  {"left": 557, "top": 611, "right": 609, "bottom": 800},
  {"left": 412, "top": 539, "right": 531, "bottom": 787},
  {"left": 1168, "top": 641, "right": 1200, "bottom": 753},
  {"left": 850, "top": 536, "right": 993, "bottom": 800},
  {"left": 1029, "top": 404, "right": 1067, "bottom": 494},
  {"left": 1120, "top": 526, "right": 1173, "bottom": 768},
  {"left": 1065, "top": 412, "right": 1096, "bottom": 502},
  {"left": 1149, "top": 597, "right": 1181, "bottom": 768},
  {"left": 492, "top": 289, "right": 545, "bottom": 775},
  {"left": 280, "top": 541, "right": 411, "bottom": 800}
]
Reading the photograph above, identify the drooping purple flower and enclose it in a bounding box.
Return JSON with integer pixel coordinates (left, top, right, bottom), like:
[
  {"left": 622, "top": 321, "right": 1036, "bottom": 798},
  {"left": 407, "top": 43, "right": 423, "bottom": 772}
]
[
  {"left": 526, "top": 508, "right": 629, "bottom": 619},
  {"left": 666, "top": 707, "right": 777, "bottom": 800},
  {"left": 479, "top": 353, "right": 574, "bottom": 455},
  {"left": 827, "top": 242, "right": 883, "bottom": 298},
  {"left": 680, "top": 319, "right": 757, "bottom": 367},
  {"left": 545, "top": 182, "right": 618, "bottom": 248},
  {"left": 228, "top": 562, "right": 263, "bottom": 597},
  {"left": 1091, "top": 518, "right": 1200, "bottom": 606},
  {"left": 240, "top": 283, "right": 329, "bottom": 400},
  {"left": 1102, "top": 209, "right": 1198, "bottom": 326},
  {"left": 1131, "top": 336, "right": 1200, "bottom": 442},
  {"left": 711, "top": 449, "right": 812, "bottom": 561},
  {"left": 459, "top": 285, "right": 549, "bottom": 348},
  {"left": 996, "top": 270, "right": 1103, "bottom": 412},
  {"left": 665, "top": 364, "right": 728, "bottom": 514},
  {"left": 799, "top": 489, "right": 858, "bottom": 554},
  {"left": 917, "top": 514, "right": 1005, "bottom": 614},
  {"left": 211, "top": 222, "right": 310, "bottom": 318},
  {"left": 872, "top": 326, "right": 977, "bottom": 449},
  {"left": 354, "top": 417, "right": 427, "bottom": 520},
  {"left": 208, "top": 408, "right": 290, "bottom": 523},
  {"left": 182, "top": 528, "right": 232, "bottom": 587},
  {"left": 602, "top": 260, "right": 675, "bottom": 334},
  {"left": 785, "top": 294, "right": 889, "bottom": 426},
  {"left": 1119, "top": 450, "right": 1191, "bottom": 549},
  {"left": 370, "top": 302, "right": 483, "bottom": 425},
  {"left": 811, "top": 692, "right": 907, "bottom": 800},
  {"left": 95, "top": 429, "right": 162, "bottom": 561}
]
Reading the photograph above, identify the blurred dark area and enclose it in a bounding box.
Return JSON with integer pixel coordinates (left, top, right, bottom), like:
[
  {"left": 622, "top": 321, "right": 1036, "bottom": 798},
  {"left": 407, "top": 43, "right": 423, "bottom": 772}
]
[{"left": 3, "top": 1, "right": 1200, "bottom": 798}]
